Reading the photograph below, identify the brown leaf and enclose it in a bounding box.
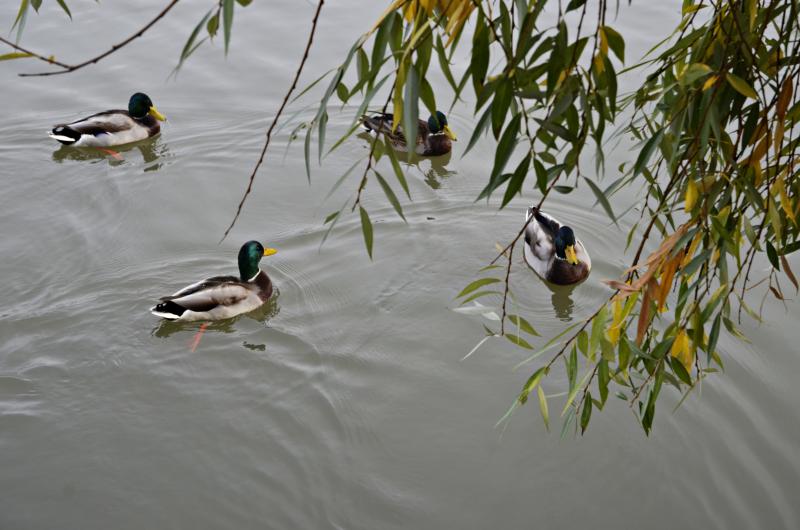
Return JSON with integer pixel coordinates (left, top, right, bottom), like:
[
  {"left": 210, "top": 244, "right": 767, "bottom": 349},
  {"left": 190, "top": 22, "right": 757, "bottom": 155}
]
[
  {"left": 770, "top": 285, "right": 784, "bottom": 301},
  {"left": 777, "top": 78, "right": 793, "bottom": 120},
  {"left": 780, "top": 255, "right": 799, "bottom": 293}
]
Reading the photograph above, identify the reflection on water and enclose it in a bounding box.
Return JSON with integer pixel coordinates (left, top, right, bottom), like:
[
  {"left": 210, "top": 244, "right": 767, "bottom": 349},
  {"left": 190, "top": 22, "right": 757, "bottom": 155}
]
[
  {"left": 356, "top": 131, "right": 457, "bottom": 188},
  {"left": 150, "top": 288, "right": 281, "bottom": 339},
  {"left": 547, "top": 283, "right": 577, "bottom": 321},
  {"left": 51, "top": 135, "right": 171, "bottom": 172}
]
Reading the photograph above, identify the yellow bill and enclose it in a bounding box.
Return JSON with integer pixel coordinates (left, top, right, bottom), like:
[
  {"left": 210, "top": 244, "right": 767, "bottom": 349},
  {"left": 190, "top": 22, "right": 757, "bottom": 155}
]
[
  {"left": 263, "top": 248, "right": 278, "bottom": 257},
  {"left": 148, "top": 105, "right": 167, "bottom": 121},
  {"left": 444, "top": 124, "right": 457, "bottom": 141},
  {"left": 565, "top": 245, "right": 579, "bottom": 265}
]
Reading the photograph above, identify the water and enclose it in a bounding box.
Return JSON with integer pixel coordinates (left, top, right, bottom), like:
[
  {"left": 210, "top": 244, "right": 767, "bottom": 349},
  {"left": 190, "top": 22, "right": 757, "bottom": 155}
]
[{"left": 2, "top": 1, "right": 799, "bottom": 528}]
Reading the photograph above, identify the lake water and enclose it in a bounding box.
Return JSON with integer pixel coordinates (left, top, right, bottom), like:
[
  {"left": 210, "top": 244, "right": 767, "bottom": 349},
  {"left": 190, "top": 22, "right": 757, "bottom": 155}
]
[{"left": 1, "top": 1, "right": 799, "bottom": 528}]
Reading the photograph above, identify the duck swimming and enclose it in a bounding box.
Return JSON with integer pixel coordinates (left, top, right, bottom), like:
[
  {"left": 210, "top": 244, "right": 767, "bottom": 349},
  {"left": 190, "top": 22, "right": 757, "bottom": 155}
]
[
  {"left": 523, "top": 207, "right": 591, "bottom": 285},
  {"left": 150, "top": 241, "right": 278, "bottom": 321},
  {"left": 362, "top": 110, "right": 457, "bottom": 156},
  {"left": 49, "top": 92, "right": 166, "bottom": 147}
]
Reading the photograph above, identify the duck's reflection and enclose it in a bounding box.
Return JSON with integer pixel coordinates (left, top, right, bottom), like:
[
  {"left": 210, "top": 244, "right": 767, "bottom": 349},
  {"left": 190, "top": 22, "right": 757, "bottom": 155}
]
[
  {"left": 150, "top": 289, "right": 281, "bottom": 342},
  {"left": 52, "top": 135, "right": 170, "bottom": 172},
  {"left": 356, "top": 132, "right": 456, "bottom": 189},
  {"left": 547, "top": 283, "right": 576, "bottom": 321}
]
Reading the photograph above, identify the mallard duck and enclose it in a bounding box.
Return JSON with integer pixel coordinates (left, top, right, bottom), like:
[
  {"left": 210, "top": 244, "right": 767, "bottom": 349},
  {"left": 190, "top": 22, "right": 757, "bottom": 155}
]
[
  {"left": 523, "top": 207, "right": 591, "bottom": 285},
  {"left": 150, "top": 241, "right": 278, "bottom": 321},
  {"left": 49, "top": 92, "right": 166, "bottom": 147},
  {"left": 362, "top": 110, "right": 457, "bottom": 156}
]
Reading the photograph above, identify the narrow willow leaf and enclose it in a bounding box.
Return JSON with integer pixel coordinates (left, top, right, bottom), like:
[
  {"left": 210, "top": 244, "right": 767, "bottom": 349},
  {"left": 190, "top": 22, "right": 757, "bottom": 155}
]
[
  {"left": 385, "top": 141, "right": 411, "bottom": 200},
  {"left": 462, "top": 335, "right": 494, "bottom": 361},
  {"left": 580, "top": 393, "right": 593, "bottom": 434},
  {"left": 55, "top": 0, "right": 71, "bottom": 19},
  {"left": 562, "top": 368, "right": 594, "bottom": 416},
  {"left": 780, "top": 256, "right": 798, "bottom": 292},
  {"left": 0, "top": 52, "right": 33, "bottom": 61},
  {"left": 319, "top": 199, "right": 349, "bottom": 250},
  {"left": 726, "top": 73, "right": 758, "bottom": 99},
  {"left": 501, "top": 154, "right": 531, "bottom": 208},
  {"left": 402, "top": 66, "right": 420, "bottom": 162},
  {"left": 589, "top": 305, "right": 608, "bottom": 359},
  {"left": 175, "top": 9, "right": 213, "bottom": 71},
  {"left": 323, "top": 211, "right": 339, "bottom": 224},
  {"left": 506, "top": 333, "right": 534, "bottom": 350},
  {"left": 222, "top": 0, "right": 234, "bottom": 54},
  {"left": 519, "top": 367, "right": 547, "bottom": 404},
  {"left": 583, "top": 177, "right": 616, "bottom": 222},
  {"left": 359, "top": 207, "right": 374, "bottom": 259},
  {"left": 304, "top": 122, "right": 313, "bottom": 183},
  {"left": 317, "top": 111, "right": 328, "bottom": 164},
  {"left": 634, "top": 129, "right": 663, "bottom": 176},
  {"left": 458, "top": 290, "right": 503, "bottom": 305},
  {"left": 603, "top": 25, "right": 624, "bottom": 62},
  {"left": 457, "top": 278, "right": 501, "bottom": 298},
  {"left": 489, "top": 113, "right": 521, "bottom": 183},
  {"left": 707, "top": 313, "right": 721, "bottom": 362},
  {"left": 507, "top": 314, "right": 540, "bottom": 336},
  {"left": 537, "top": 386, "right": 550, "bottom": 430},
  {"left": 373, "top": 170, "right": 406, "bottom": 222},
  {"left": 463, "top": 104, "right": 492, "bottom": 157},
  {"left": 766, "top": 241, "right": 780, "bottom": 270}
]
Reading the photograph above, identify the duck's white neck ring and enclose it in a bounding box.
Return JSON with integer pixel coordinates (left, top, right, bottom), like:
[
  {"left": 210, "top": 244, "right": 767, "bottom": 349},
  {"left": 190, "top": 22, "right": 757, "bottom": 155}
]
[{"left": 248, "top": 270, "right": 262, "bottom": 282}]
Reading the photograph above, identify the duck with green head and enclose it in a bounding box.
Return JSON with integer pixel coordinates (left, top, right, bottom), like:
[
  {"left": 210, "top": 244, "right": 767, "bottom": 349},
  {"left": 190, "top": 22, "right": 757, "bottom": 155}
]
[
  {"left": 150, "top": 241, "right": 278, "bottom": 321},
  {"left": 362, "top": 110, "right": 457, "bottom": 156},
  {"left": 523, "top": 207, "right": 591, "bottom": 285},
  {"left": 49, "top": 92, "right": 167, "bottom": 147}
]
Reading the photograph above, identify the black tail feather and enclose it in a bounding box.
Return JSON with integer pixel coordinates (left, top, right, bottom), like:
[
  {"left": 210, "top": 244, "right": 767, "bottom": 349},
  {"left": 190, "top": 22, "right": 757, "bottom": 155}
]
[{"left": 49, "top": 125, "right": 81, "bottom": 144}]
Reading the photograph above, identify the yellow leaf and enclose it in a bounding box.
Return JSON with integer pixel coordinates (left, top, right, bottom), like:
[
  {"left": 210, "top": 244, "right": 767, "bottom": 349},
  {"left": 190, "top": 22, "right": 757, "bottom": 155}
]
[
  {"left": 681, "top": 231, "right": 703, "bottom": 268},
  {"left": 593, "top": 53, "right": 604, "bottom": 75},
  {"left": 702, "top": 75, "right": 718, "bottom": 91},
  {"left": 670, "top": 330, "right": 694, "bottom": 371},
  {"left": 726, "top": 73, "right": 758, "bottom": 99},
  {"left": 685, "top": 179, "right": 699, "bottom": 212},
  {"left": 606, "top": 299, "right": 624, "bottom": 345},
  {"left": 599, "top": 27, "right": 609, "bottom": 58}
]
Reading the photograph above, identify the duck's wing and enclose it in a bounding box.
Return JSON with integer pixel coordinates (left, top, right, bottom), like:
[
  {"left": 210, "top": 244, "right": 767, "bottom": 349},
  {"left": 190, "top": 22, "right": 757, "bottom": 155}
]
[
  {"left": 362, "top": 113, "right": 429, "bottom": 153},
  {"left": 50, "top": 110, "right": 153, "bottom": 146},
  {"left": 160, "top": 275, "right": 242, "bottom": 300},
  {"left": 151, "top": 276, "right": 261, "bottom": 320},
  {"left": 524, "top": 207, "right": 558, "bottom": 261}
]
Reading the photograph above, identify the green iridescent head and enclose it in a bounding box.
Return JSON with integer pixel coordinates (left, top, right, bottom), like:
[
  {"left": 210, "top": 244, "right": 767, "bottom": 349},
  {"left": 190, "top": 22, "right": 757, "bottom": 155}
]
[
  {"left": 237, "top": 240, "right": 278, "bottom": 281},
  {"left": 427, "top": 111, "right": 457, "bottom": 140},
  {"left": 128, "top": 92, "right": 166, "bottom": 121}
]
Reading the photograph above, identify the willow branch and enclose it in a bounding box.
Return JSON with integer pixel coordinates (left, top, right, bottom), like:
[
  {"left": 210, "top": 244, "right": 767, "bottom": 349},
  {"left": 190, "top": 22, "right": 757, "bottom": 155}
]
[
  {"left": 220, "top": 0, "right": 325, "bottom": 242},
  {"left": 18, "top": 0, "right": 180, "bottom": 77}
]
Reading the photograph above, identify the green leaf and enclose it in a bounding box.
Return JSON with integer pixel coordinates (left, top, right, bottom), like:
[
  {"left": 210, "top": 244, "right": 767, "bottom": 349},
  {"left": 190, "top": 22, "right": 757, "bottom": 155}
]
[
  {"left": 766, "top": 241, "right": 780, "bottom": 270},
  {"left": 726, "top": 73, "right": 758, "bottom": 99},
  {"left": 463, "top": 104, "right": 492, "bottom": 157},
  {"left": 222, "top": 0, "right": 234, "bottom": 54},
  {"left": 519, "top": 367, "right": 547, "bottom": 403},
  {"left": 0, "top": 52, "right": 33, "bottom": 61},
  {"left": 207, "top": 12, "right": 219, "bottom": 37},
  {"left": 501, "top": 154, "right": 531, "bottom": 208},
  {"left": 373, "top": 170, "right": 406, "bottom": 222},
  {"left": 317, "top": 111, "right": 328, "bottom": 164},
  {"left": 457, "top": 278, "right": 501, "bottom": 298},
  {"left": 55, "top": 0, "right": 72, "bottom": 19},
  {"left": 507, "top": 314, "right": 540, "bottom": 336},
  {"left": 489, "top": 113, "right": 521, "bottom": 185},
  {"left": 537, "top": 386, "right": 550, "bottom": 430},
  {"left": 589, "top": 304, "right": 608, "bottom": 359},
  {"left": 707, "top": 313, "right": 722, "bottom": 362},
  {"left": 175, "top": 9, "right": 213, "bottom": 72},
  {"left": 506, "top": 333, "right": 534, "bottom": 350},
  {"left": 402, "top": 65, "right": 420, "bottom": 163},
  {"left": 603, "top": 26, "right": 624, "bottom": 62},
  {"left": 583, "top": 177, "right": 616, "bottom": 223},
  {"left": 634, "top": 129, "right": 664, "bottom": 176},
  {"left": 359, "top": 207, "right": 374, "bottom": 259},
  {"left": 580, "top": 393, "right": 593, "bottom": 434},
  {"left": 419, "top": 77, "right": 437, "bottom": 115},
  {"left": 304, "top": 121, "right": 313, "bottom": 183},
  {"left": 235, "top": 0, "right": 253, "bottom": 5}
]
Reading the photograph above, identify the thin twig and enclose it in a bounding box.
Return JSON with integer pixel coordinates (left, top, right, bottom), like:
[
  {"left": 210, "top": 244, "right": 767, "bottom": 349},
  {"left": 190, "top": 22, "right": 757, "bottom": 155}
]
[
  {"left": 220, "top": 0, "right": 325, "bottom": 242},
  {"left": 18, "top": 0, "right": 181, "bottom": 77}
]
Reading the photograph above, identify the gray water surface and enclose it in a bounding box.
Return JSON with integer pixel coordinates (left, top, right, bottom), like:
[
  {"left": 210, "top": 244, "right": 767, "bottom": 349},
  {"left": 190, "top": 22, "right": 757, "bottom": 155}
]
[{"left": 1, "top": 1, "right": 799, "bottom": 529}]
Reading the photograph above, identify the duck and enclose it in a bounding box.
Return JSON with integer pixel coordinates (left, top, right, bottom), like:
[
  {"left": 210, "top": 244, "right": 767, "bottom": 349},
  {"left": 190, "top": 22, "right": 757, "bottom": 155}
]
[
  {"left": 49, "top": 92, "right": 166, "bottom": 147},
  {"left": 523, "top": 206, "right": 591, "bottom": 285},
  {"left": 150, "top": 241, "right": 278, "bottom": 321},
  {"left": 362, "top": 110, "right": 457, "bottom": 156}
]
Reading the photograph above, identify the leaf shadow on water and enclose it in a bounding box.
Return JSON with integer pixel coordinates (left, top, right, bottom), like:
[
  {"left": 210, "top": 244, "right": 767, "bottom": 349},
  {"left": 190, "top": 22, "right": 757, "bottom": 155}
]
[
  {"left": 51, "top": 136, "right": 172, "bottom": 172},
  {"left": 149, "top": 289, "right": 281, "bottom": 346}
]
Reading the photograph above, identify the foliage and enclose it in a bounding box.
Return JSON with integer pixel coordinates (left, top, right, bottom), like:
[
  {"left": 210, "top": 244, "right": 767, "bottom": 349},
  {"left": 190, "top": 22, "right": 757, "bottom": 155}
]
[{"left": 3, "top": 0, "right": 799, "bottom": 435}]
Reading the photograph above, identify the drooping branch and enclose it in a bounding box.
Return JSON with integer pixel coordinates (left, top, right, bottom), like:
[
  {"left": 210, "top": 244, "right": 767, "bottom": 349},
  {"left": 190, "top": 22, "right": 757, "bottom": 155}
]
[
  {"left": 0, "top": 36, "right": 71, "bottom": 69},
  {"left": 15, "top": 0, "right": 180, "bottom": 77},
  {"left": 220, "top": 0, "right": 325, "bottom": 242}
]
